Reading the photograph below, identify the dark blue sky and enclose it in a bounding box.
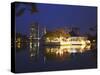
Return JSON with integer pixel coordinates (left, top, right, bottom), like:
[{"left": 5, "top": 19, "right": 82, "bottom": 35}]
[{"left": 15, "top": 3, "right": 97, "bottom": 35}]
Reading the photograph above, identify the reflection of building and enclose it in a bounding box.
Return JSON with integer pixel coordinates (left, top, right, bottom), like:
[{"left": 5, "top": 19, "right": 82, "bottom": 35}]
[
  {"left": 44, "top": 44, "right": 91, "bottom": 61},
  {"left": 16, "top": 33, "right": 28, "bottom": 48},
  {"left": 45, "top": 45, "right": 91, "bottom": 55},
  {"left": 29, "top": 23, "right": 39, "bottom": 62},
  {"left": 16, "top": 37, "right": 21, "bottom": 48},
  {"left": 29, "top": 43, "right": 39, "bottom": 63}
]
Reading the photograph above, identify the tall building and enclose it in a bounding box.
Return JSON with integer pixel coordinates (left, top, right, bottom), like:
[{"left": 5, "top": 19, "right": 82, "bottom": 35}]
[{"left": 30, "top": 22, "right": 39, "bottom": 39}]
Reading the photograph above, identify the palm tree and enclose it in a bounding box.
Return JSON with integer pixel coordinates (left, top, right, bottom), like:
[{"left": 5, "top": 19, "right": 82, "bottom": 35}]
[{"left": 15, "top": 3, "right": 38, "bottom": 16}]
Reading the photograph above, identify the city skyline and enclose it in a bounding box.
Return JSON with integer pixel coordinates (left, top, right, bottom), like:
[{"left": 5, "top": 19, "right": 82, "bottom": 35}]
[
  {"left": 15, "top": 3, "right": 97, "bottom": 36},
  {"left": 12, "top": 2, "right": 97, "bottom": 73}
]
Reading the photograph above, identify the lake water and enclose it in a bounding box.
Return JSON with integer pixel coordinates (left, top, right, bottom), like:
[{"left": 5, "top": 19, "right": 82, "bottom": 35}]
[{"left": 15, "top": 42, "right": 97, "bottom": 73}]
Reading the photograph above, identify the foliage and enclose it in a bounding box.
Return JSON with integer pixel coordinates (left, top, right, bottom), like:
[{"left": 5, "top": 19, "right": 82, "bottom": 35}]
[
  {"left": 15, "top": 3, "right": 38, "bottom": 16},
  {"left": 43, "top": 28, "right": 71, "bottom": 41}
]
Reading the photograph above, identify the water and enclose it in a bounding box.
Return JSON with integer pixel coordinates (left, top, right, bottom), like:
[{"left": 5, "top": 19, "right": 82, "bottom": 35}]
[{"left": 15, "top": 42, "right": 97, "bottom": 73}]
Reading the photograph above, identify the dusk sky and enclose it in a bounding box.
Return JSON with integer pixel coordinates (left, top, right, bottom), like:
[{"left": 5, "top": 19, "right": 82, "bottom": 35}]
[{"left": 15, "top": 3, "right": 97, "bottom": 35}]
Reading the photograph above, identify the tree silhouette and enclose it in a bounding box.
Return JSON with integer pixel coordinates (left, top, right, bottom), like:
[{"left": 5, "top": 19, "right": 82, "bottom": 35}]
[
  {"left": 15, "top": 3, "right": 38, "bottom": 16},
  {"left": 89, "top": 25, "right": 97, "bottom": 32}
]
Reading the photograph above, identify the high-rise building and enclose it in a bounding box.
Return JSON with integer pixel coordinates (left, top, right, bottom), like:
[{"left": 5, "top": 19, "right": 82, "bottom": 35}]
[{"left": 30, "top": 22, "right": 39, "bottom": 39}]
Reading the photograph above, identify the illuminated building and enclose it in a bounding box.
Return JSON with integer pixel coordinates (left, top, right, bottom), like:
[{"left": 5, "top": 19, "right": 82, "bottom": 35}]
[
  {"left": 44, "top": 36, "right": 91, "bottom": 46},
  {"left": 29, "top": 23, "right": 40, "bottom": 59}
]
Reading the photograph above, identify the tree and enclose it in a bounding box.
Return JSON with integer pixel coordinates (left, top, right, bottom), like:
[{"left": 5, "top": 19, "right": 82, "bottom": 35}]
[
  {"left": 89, "top": 25, "right": 97, "bottom": 41},
  {"left": 43, "top": 28, "right": 71, "bottom": 42},
  {"left": 15, "top": 3, "right": 38, "bottom": 16},
  {"left": 44, "top": 31, "right": 55, "bottom": 42},
  {"left": 55, "top": 28, "right": 70, "bottom": 38}
]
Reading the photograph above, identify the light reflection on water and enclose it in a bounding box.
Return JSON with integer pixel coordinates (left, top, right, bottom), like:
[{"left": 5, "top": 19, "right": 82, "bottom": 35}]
[
  {"left": 44, "top": 45, "right": 91, "bottom": 61},
  {"left": 45, "top": 45, "right": 91, "bottom": 54},
  {"left": 15, "top": 42, "right": 97, "bottom": 72},
  {"left": 16, "top": 40, "right": 97, "bottom": 62},
  {"left": 28, "top": 41, "right": 92, "bottom": 62}
]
